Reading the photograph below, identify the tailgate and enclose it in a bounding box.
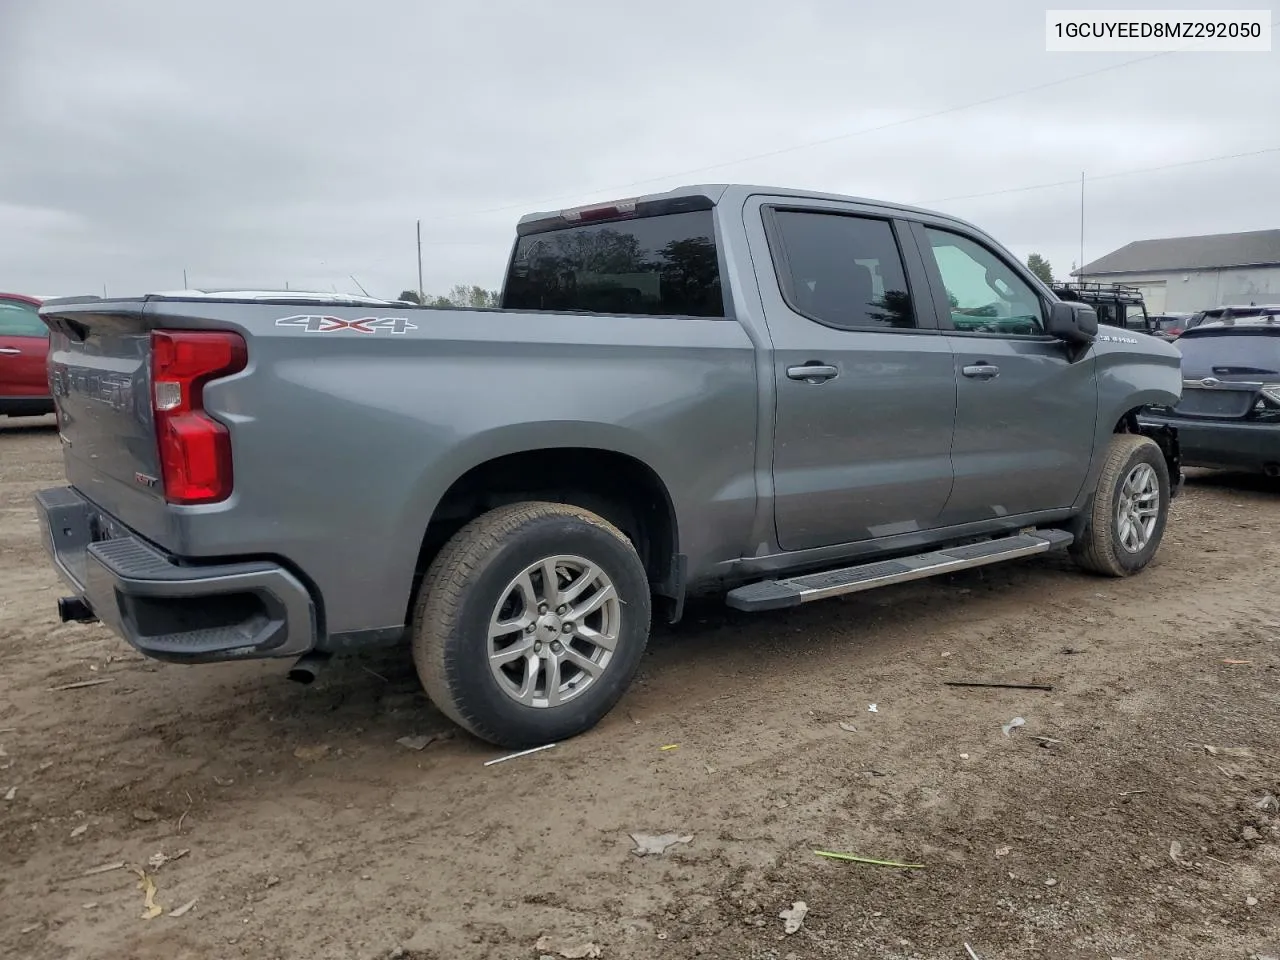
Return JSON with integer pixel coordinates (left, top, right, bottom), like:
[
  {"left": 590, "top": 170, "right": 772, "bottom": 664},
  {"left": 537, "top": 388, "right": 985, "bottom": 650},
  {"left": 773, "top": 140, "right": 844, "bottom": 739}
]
[
  {"left": 1173, "top": 329, "right": 1280, "bottom": 420},
  {"left": 1173, "top": 379, "right": 1261, "bottom": 418},
  {"left": 41, "top": 300, "right": 168, "bottom": 534}
]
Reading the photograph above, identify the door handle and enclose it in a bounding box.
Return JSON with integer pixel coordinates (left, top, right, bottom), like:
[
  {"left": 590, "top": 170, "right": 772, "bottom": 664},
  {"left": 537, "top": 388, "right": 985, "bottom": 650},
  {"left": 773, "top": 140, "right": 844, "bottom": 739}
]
[
  {"left": 0, "top": 347, "right": 21, "bottom": 355},
  {"left": 962, "top": 363, "right": 999, "bottom": 380},
  {"left": 786, "top": 363, "right": 839, "bottom": 383}
]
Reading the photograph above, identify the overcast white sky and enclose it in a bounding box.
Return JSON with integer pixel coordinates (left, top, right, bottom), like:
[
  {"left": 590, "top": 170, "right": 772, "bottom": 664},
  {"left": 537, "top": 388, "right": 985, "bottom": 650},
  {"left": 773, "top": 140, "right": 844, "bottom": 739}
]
[{"left": 1, "top": 0, "right": 1276, "bottom": 299}]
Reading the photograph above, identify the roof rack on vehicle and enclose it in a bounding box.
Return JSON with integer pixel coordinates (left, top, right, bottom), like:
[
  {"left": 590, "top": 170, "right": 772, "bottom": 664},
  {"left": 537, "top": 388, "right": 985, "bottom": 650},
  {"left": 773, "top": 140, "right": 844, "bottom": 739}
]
[{"left": 1052, "top": 281, "right": 1144, "bottom": 298}]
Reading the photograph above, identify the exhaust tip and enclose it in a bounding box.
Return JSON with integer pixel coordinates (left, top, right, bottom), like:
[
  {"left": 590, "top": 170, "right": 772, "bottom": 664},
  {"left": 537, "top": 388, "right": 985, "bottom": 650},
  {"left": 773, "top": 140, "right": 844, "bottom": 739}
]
[
  {"left": 287, "top": 652, "right": 329, "bottom": 685},
  {"left": 57, "top": 596, "right": 97, "bottom": 623}
]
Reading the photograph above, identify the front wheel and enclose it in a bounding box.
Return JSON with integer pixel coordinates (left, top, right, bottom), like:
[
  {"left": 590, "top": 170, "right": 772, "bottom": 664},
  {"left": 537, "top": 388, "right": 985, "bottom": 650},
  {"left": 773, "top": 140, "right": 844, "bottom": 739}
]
[
  {"left": 1071, "top": 434, "right": 1171, "bottom": 577},
  {"left": 410, "top": 501, "right": 652, "bottom": 748}
]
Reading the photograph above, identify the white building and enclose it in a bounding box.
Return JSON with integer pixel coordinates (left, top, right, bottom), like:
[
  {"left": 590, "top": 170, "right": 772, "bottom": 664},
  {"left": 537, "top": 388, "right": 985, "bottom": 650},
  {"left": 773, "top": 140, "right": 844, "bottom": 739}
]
[{"left": 1077, "top": 229, "right": 1280, "bottom": 314}]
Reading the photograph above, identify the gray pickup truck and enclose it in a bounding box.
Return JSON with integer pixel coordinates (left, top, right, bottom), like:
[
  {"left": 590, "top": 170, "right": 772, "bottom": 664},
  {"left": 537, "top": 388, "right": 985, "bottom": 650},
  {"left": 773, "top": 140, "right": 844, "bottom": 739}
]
[{"left": 35, "top": 184, "right": 1183, "bottom": 747}]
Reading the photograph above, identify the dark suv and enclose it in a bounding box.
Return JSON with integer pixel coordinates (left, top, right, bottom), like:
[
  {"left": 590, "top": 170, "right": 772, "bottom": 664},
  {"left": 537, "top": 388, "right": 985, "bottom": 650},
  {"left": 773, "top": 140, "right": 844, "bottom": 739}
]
[{"left": 1141, "top": 312, "right": 1280, "bottom": 475}]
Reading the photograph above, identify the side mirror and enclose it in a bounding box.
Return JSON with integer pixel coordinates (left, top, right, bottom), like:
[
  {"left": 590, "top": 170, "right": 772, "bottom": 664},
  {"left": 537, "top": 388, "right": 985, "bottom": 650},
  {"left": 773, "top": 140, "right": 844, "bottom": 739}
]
[{"left": 1046, "top": 301, "right": 1098, "bottom": 345}]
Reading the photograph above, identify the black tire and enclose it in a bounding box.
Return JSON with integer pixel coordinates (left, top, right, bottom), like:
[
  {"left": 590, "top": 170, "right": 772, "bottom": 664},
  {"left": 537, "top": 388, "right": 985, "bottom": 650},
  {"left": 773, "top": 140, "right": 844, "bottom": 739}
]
[
  {"left": 411, "top": 501, "right": 652, "bottom": 748},
  {"left": 1071, "top": 434, "right": 1171, "bottom": 577}
]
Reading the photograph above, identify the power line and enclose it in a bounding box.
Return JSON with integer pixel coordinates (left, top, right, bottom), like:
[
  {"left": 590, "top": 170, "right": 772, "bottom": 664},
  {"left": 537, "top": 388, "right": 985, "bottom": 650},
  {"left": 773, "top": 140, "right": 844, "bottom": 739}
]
[
  {"left": 424, "top": 25, "right": 1272, "bottom": 224},
  {"left": 438, "top": 52, "right": 1172, "bottom": 220},
  {"left": 349, "top": 142, "right": 1279, "bottom": 289},
  {"left": 344, "top": 21, "right": 1273, "bottom": 285},
  {"left": 917, "top": 145, "right": 1280, "bottom": 205}
]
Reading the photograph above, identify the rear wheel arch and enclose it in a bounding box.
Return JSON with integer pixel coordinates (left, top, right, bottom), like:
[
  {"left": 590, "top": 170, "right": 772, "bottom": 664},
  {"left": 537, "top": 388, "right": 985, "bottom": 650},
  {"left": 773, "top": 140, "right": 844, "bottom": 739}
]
[{"left": 409, "top": 447, "right": 681, "bottom": 621}]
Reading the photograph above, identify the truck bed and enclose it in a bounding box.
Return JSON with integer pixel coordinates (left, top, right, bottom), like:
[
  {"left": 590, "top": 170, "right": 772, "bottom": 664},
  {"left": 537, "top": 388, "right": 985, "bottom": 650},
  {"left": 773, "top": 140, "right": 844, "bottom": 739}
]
[{"left": 39, "top": 291, "right": 759, "bottom": 647}]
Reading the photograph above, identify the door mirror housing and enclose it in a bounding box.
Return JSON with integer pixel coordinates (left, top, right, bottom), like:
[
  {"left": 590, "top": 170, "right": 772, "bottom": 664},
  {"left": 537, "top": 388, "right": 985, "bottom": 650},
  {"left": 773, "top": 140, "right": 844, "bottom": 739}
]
[{"left": 1047, "top": 301, "right": 1098, "bottom": 345}]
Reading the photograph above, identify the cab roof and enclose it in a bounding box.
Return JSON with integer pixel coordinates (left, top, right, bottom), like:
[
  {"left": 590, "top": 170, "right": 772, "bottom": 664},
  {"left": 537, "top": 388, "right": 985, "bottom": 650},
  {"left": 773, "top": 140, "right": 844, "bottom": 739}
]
[{"left": 516, "top": 183, "right": 982, "bottom": 235}]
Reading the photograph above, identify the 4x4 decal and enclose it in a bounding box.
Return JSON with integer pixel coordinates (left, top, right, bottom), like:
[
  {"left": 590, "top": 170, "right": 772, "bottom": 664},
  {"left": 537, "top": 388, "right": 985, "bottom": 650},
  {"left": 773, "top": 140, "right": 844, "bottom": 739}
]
[{"left": 275, "top": 315, "right": 417, "bottom": 334}]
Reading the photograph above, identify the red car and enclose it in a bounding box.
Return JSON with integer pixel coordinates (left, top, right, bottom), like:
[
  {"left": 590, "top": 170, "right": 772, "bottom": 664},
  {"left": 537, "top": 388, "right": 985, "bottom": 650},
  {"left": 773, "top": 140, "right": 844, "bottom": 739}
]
[{"left": 0, "top": 293, "right": 54, "bottom": 418}]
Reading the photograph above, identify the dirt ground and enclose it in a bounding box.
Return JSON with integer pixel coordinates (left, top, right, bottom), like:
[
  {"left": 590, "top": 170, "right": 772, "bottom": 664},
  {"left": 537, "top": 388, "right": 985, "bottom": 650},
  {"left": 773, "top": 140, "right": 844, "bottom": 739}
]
[{"left": 2, "top": 415, "right": 1279, "bottom": 960}]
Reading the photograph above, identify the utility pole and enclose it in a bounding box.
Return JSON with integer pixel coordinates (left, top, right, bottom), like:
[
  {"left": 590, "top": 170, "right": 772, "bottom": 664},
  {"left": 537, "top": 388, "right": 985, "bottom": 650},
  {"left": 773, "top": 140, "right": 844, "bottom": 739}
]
[
  {"left": 416, "top": 219, "right": 425, "bottom": 304},
  {"left": 183, "top": 268, "right": 189, "bottom": 288},
  {"left": 1078, "top": 171, "right": 1085, "bottom": 283}
]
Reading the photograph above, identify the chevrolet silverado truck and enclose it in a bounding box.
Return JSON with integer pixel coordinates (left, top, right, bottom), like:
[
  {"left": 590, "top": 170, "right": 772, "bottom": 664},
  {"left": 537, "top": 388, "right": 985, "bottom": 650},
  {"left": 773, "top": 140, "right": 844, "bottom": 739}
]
[{"left": 35, "top": 184, "right": 1183, "bottom": 748}]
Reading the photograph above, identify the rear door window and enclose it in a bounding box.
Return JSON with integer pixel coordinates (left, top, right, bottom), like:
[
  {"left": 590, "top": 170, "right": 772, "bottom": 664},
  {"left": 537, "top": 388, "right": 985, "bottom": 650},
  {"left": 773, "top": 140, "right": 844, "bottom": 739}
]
[
  {"left": 502, "top": 210, "right": 724, "bottom": 317},
  {"left": 768, "top": 210, "right": 917, "bottom": 330},
  {"left": 0, "top": 299, "right": 47, "bottom": 336}
]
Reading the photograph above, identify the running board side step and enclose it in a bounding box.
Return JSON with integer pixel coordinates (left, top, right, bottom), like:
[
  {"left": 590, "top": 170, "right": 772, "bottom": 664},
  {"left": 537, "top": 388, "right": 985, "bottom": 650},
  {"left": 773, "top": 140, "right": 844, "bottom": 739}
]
[{"left": 725, "top": 529, "right": 1075, "bottom": 612}]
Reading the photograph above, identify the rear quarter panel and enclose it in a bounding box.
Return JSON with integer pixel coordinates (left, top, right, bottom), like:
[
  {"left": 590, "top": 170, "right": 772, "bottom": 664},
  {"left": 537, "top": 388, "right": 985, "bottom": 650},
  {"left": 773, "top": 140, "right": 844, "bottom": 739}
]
[{"left": 144, "top": 301, "right": 759, "bottom": 636}]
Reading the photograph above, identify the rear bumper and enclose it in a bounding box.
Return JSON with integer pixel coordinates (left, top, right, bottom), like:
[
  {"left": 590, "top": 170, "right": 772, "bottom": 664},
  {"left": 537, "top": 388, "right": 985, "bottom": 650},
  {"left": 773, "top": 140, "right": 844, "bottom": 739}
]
[
  {"left": 34, "top": 486, "right": 317, "bottom": 663},
  {"left": 1138, "top": 414, "right": 1280, "bottom": 472}
]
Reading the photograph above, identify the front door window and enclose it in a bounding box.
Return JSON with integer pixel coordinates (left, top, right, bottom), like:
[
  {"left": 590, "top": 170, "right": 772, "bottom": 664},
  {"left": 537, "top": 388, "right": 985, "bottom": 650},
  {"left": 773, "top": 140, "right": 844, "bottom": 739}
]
[{"left": 923, "top": 229, "right": 1044, "bottom": 336}]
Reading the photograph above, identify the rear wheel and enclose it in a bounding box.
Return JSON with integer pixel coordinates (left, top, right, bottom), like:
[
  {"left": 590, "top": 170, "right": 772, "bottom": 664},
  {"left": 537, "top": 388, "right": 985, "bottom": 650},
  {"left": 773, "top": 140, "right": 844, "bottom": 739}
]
[
  {"left": 411, "top": 501, "right": 652, "bottom": 747},
  {"left": 1071, "top": 434, "right": 1170, "bottom": 577}
]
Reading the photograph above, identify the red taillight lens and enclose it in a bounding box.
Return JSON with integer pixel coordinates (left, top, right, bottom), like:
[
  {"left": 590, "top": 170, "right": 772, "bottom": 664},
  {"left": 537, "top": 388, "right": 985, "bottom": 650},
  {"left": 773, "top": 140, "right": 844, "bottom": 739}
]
[{"left": 150, "top": 331, "right": 247, "bottom": 504}]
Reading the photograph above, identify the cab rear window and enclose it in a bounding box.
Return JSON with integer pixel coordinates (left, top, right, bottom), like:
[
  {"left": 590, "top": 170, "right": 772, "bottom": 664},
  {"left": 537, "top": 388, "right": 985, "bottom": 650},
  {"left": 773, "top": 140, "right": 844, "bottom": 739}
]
[{"left": 502, "top": 211, "right": 724, "bottom": 318}]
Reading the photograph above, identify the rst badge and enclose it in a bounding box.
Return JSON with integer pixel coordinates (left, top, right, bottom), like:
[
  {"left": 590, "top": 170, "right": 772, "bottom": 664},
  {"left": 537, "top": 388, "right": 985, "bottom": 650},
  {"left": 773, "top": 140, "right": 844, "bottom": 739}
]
[{"left": 275, "top": 315, "right": 418, "bottom": 334}]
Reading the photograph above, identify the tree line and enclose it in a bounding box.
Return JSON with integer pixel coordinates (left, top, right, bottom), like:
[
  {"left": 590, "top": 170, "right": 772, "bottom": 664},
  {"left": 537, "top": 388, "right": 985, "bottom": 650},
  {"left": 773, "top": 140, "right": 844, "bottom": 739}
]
[{"left": 396, "top": 285, "right": 500, "bottom": 307}]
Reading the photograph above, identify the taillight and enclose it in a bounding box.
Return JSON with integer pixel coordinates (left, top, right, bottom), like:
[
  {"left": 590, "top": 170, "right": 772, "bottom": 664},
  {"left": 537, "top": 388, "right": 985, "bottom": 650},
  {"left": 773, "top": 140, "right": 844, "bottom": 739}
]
[{"left": 150, "top": 330, "right": 247, "bottom": 504}]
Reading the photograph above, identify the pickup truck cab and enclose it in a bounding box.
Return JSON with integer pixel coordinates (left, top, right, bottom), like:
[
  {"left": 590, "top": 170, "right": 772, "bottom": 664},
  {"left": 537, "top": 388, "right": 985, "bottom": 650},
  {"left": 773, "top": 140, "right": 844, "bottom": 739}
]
[{"left": 35, "top": 184, "right": 1183, "bottom": 747}]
